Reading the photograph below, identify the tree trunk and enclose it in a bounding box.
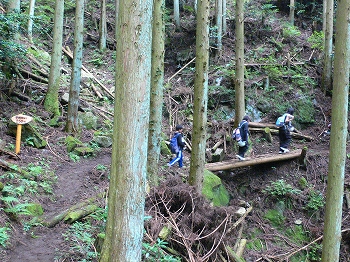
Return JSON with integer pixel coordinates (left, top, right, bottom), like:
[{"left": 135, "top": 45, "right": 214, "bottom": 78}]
[
  {"left": 321, "top": 0, "right": 350, "bottom": 259},
  {"left": 65, "top": 0, "right": 85, "bottom": 133},
  {"left": 7, "top": 0, "right": 20, "bottom": 40},
  {"left": 147, "top": 0, "right": 165, "bottom": 186},
  {"left": 289, "top": 0, "right": 295, "bottom": 25},
  {"left": 27, "top": 0, "right": 36, "bottom": 42},
  {"left": 222, "top": 0, "right": 227, "bottom": 35},
  {"left": 216, "top": 0, "right": 222, "bottom": 56},
  {"left": 321, "top": 0, "right": 333, "bottom": 94},
  {"left": 100, "top": 0, "right": 153, "bottom": 260},
  {"left": 44, "top": 0, "right": 64, "bottom": 118},
  {"left": 174, "top": 0, "right": 180, "bottom": 30},
  {"left": 99, "top": 0, "right": 107, "bottom": 50},
  {"left": 188, "top": 0, "right": 210, "bottom": 194},
  {"left": 234, "top": 0, "right": 245, "bottom": 126}
]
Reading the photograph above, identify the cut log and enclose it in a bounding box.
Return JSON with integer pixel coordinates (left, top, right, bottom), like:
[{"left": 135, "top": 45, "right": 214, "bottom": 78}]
[
  {"left": 249, "top": 127, "right": 313, "bottom": 141},
  {"left": 205, "top": 149, "right": 305, "bottom": 171},
  {"left": 42, "top": 191, "right": 105, "bottom": 227},
  {"left": 63, "top": 204, "right": 98, "bottom": 224}
]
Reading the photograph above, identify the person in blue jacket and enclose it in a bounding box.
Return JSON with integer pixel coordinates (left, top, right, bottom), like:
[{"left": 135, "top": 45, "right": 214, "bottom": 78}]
[
  {"left": 236, "top": 115, "right": 250, "bottom": 161},
  {"left": 168, "top": 125, "right": 185, "bottom": 168}
]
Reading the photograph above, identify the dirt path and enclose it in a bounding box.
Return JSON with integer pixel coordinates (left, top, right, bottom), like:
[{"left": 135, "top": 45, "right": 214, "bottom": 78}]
[{"left": 6, "top": 151, "right": 111, "bottom": 262}]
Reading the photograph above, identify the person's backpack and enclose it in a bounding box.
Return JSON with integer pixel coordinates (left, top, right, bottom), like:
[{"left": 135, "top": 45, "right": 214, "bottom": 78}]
[
  {"left": 276, "top": 114, "right": 287, "bottom": 127},
  {"left": 232, "top": 127, "right": 242, "bottom": 142},
  {"left": 169, "top": 133, "right": 180, "bottom": 154}
]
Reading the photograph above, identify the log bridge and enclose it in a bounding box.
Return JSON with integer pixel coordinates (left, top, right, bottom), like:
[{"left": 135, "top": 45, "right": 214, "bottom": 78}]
[{"left": 205, "top": 148, "right": 306, "bottom": 172}]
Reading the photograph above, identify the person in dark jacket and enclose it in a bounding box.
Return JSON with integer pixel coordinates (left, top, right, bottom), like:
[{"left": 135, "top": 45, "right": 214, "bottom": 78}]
[
  {"left": 278, "top": 107, "right": 295, "bottom": 153},
  {"left": 168, "top": 125, "right": 185, "bottom": 168},
  {"left": 236, "top": 115, "right": 250, "bottom": 161}
]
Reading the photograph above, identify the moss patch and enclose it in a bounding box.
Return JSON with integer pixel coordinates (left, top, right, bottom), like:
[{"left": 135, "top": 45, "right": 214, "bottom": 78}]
[{"left": 202, "top": 169, "right": 230, "bottom": 206}]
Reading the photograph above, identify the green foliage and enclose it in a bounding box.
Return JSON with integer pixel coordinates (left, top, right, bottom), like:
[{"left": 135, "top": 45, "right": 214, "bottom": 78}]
[
  {"left": 296, "top": 98, "right": 315, "bottom": 124},
  {"left": 307, "top": 31, "right": 324, "bottom": 51},
  {"left": 307, "top": 243, "right": 322, "bottom": 261},
  {"left": 142, "top": 238, "right": 181, "bottom": 262},
  {"left": 62, "top": 222, "right": 98, "bottom": 261},
  {"left": 298, "top": 176, "right": 308, "bottom": 189},
  {"left": 0, "top": 12, "right": 28, "bottom": 79},
  {"left": 245, "top": 228, "right": 264, "bottom": 251},
  {"left": 285, "top": 225, "right": 309, "bottom": 243},
  {"left": 264, "top": 209, "right": 285, "bottom": 227},
  {"left": 305, "top": 189, "right": 324, "bottom": 212},
  {"left": 69, "top": 152, "right": 81, "bottom": 162},
  {"left": 0, "top": 227, "right": 10, "bottom": 247},
  {"left": 96, "top": 164, "right": 107, "bottom": 171},
  {"left": 263, "top": 179, "right": 301, "bottom": 200},
  {"left": 282, "top": 23, "right": 301, "bottom": 39}
]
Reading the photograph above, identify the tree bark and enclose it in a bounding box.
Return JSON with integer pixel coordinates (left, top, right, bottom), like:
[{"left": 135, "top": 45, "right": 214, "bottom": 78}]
[
  {"left": 321, "top": 0, "right": 333, "bottom": 94},
  {"left": 66, "top": 0, "right": 85, "bottom": 133},
  {"left": 321, "top": 0, "right": 350, "bottom": 259},
  {"left": 99, "top": 0, "right": 153, "bottom": 261},
  {"left": 147, "top": 0, "right": 165, "bottom": 186},
  {"left": 234, "top": 0, "right": 245, "bottom": 126},
  {"left": 99, "top": 0, "right": 107, "bottom": 50},
  {"left": 188, "top": 0, "right": 210, "bottom": 193},
  {"left": 44, "top": 0, "right": 64, "bottom": 118}
]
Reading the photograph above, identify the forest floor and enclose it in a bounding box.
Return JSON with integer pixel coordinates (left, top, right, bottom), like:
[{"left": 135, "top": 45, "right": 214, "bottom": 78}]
[{"left": 1, "top": 84, "right": 349, "bottom": 262}]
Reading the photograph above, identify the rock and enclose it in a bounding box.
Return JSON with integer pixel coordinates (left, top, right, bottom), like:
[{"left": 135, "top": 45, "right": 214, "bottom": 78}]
[
  {"left": 212, "top": 148, "right": 224, "bottom": 162},
  {"left": 93, "top": 136, "right": 112, "bottom": 148},
  {"left": 235, "top": 207, "right": 246, "bottom": 217},
  {"left": 202, "top": 169, "right": 230, "bottom": 207}
]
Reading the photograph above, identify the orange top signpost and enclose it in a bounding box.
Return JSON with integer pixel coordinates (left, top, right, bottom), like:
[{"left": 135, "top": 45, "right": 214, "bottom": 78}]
[{"left": 11, "top": 114, "right": 33, "bottom": 154}]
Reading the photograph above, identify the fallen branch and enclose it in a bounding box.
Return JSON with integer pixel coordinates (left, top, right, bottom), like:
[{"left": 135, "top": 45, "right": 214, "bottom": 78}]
[
  {"left": 0, "top": 158, "right": 29, "bottom": 177},
  {"left": 62, "top": 46, "right": 114, "bottom": 98},
  {"left": 167, "top": 57, "right": 196, "bottom": 82},
  {"left": 18, "top": 68, "right": 48, "bottom": 83}
]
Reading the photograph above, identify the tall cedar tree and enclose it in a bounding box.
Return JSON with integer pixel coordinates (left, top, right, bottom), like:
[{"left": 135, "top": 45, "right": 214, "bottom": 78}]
[
  {"left": 321, "top": 0, "right": 350, "bottom": 259},
  {"left": 44, "top": 0, "right": 64, "bottom": 118},
  {"left": 189, "top": 0, "right": 210, "bottom": 192},
  {"left": 99, "top": 0, "right": 153, "bottom": 261},
  {"left": 65, "top": 0, "right": 84, "bottom": 133},
  {"left": 234, "top": 0, "right": 245, "bottom": 125},
  {"left": 147, "top": 0, "right": 165, "bottom": 185}
]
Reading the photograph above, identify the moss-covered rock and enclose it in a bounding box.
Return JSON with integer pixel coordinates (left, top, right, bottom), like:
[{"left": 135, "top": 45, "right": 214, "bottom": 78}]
[
  {"left": 160, "top": 140, "right": 171, "bottom": 155},
  {"left": 202, "top": 169, "right": 230, "bottom": 206},
  {"left": 7, "top": 122, "right": 47, "bottom": 148},
  {"left": 65, "top": 135, "right": 84, "bottom": 152},
  {"left": 73, "top": 146, "right": 94, "bottom": 156}
]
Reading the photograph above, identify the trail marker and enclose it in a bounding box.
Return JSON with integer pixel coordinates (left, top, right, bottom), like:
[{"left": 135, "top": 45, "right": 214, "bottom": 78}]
[{"left": 11, "top": 114, "right": 33, "bottom": 154}]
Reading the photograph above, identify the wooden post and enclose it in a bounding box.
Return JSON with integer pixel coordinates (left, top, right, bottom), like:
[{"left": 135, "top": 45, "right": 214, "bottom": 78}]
[{"left": 11, "top": 114, "right": 33, "bottom": 154}]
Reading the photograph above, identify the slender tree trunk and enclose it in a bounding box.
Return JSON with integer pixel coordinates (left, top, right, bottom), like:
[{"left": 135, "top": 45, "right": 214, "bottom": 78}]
[
  {"left": 147, "top": 0, "right": 165, "bottom": 186},
  {"left": 174, "top": 0, "right": 180, "bottom": 30},
  {"left": 100, "top": 0, "right": 153, "bottom": 261},
  {"left": 44, "top": 0, "right": 64, "bottom": 118},
  {"left": 216, "top": 0, "right": 222, "bottom": 56},
  {"left": 289, "top": 0, "right": 295, "bottom": 25},
  {"left": 322, "top": 0, "right": 327, "bottom": 34},
  {"left": 222, "top": 0, "right": 227, "bottom": 35},
  {"left": 321, "top": 0, "right": 350, "bottom": 260},
  {"left": 99, "top": 0, "right": 107, "bottom": 50},
  {"left": 321, "top": 0, "right": 333, "bottom": 94},
  {"left": 27, "top": 0, "right": 36, "bottom": 42},
  {"left": 65, "top": 0, "right": 85, "bottom": 133},
  {"left": 189, "top": 0, "right": 210, "bottom": 193},
  {"left": 234, "top": 0, "right": 245, "bottom": 125}
]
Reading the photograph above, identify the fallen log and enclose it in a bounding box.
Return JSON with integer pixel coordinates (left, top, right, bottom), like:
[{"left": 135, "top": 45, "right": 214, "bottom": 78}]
[
  {"left": 205, "top": 149, "right": 305, "bottom": 171},
  {"left": 63, "top": 204, "right": 99, "bottom": 224},
  {"left": 42, "top": 191, "right": 105, "bottom": 227},
  {"left": 249, "top": 127, "right": 313, "bottom": 141}
]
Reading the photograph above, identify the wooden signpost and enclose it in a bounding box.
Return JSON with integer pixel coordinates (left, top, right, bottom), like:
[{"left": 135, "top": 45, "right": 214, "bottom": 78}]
[{"left": 11, "top": 114, "right": 33, "bottom": 154}]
